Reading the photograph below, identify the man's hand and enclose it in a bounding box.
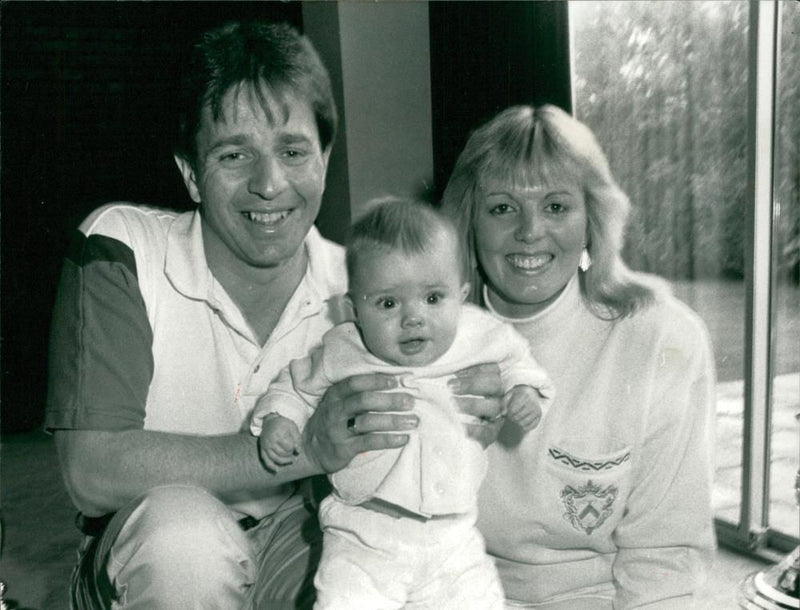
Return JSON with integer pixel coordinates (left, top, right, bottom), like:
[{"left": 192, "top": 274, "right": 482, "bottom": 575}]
[
  {"left": 303, "top": 373, "right": 418, "bottom": 473},
  {"left": 259, "top": 413, "right": 302, "bottom": 471},
  {"left": 503, "top": 385, "right": 543, "bottom": 432},
  {"left": 448, "top": 363, "right": 505, "bottom": 448}
]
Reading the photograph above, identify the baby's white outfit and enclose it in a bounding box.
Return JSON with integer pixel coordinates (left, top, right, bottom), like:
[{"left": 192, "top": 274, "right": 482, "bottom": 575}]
[{"left": 251, "top": 303, "right": 554, "bottom": 609}]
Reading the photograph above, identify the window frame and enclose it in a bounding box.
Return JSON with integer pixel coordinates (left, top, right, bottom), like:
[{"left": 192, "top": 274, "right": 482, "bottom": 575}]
[{"left": 566, "top": 0, "right": 798, "bottom": 560}]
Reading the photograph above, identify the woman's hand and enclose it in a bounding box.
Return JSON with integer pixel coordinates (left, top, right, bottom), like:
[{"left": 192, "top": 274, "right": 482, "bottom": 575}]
[
  {"left": 302, "top": 373, "right": 418, "bottom": 473},
  {"left": 448, "top": 363, "right": 505, "bottom": 447}
]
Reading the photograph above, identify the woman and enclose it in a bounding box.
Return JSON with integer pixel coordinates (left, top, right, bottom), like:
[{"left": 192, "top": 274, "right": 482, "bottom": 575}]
[{"left": 440, "top": 104, "right": 717, "bottom": 609}]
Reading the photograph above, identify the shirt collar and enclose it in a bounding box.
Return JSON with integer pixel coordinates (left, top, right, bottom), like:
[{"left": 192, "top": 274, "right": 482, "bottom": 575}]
[
  {"left": 164, "top": 210, "right": 345, "bottom": 320},
  {"left": 483, "top": 273, "right": 582, "bottom": 325},
  {"left": 164, "top": 210, "right": 213, "bottom": 302}
]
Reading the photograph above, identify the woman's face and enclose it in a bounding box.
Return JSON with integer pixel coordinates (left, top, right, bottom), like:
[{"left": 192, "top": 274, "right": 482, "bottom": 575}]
[{"left": 474, "top": 178, "right": 588, "bottom": 318}]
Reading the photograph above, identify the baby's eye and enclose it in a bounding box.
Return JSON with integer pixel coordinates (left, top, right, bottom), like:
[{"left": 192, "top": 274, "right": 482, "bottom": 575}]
[
  {"left": 377, "top": 297, "right": 397, "bottom": 309},
  {"left": 426, "top": 292, "right": 443, "bottom": 305}
]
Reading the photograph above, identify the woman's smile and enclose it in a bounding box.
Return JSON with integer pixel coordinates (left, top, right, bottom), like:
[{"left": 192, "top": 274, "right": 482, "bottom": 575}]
[{"left": 506, "top": 252, "right": 553, "bottom": 272}]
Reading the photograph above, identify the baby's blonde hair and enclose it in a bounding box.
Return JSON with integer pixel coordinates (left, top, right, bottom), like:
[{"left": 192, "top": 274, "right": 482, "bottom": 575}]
[{"left": 346, "top": 197, "right": 463, "bottom": 282}]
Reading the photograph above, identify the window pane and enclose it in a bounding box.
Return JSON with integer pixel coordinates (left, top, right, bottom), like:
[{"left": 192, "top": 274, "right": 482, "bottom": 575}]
[
  {"left": 570, "top": 1, "right": 749, "bottom": 527},
  {"left": 769, "top": 0, "right": 800, "bottom": 540}
]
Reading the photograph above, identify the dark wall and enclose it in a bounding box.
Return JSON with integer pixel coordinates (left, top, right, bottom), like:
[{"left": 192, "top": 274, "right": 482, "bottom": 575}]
[
  {"left": 429, "top": 1, "right": 571, "bottom": 200},
  {"left": 1, "top": 2, "right": 303, "bottom": 433},
  {"left": 1, "top": 1, "right": 572, "bottom": 434}
]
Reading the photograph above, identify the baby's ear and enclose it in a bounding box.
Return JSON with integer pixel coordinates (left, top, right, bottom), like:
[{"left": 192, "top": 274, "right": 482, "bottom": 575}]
[
  {"left": 345, "top": 293, "right": 359, "bottom": 323},
  {"left": 330, "top": 293, "right": 357, "bottom": 324},
  {"left": 460, "top": 282, "right": 471, "bottom": 302}
]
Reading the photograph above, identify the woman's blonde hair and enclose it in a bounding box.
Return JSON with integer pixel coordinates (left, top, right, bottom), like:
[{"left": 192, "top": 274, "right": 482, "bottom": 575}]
[{"left": 440, "top": 104, "right": 666, "bottom": 319}]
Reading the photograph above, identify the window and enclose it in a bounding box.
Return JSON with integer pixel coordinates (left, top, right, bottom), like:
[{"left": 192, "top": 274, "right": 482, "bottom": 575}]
[
  {"left": 570, "top": 0, "right": 799, "bottom": 554},
  {"left": 770, "top": 0, "right": 800, "bottom": 545}
]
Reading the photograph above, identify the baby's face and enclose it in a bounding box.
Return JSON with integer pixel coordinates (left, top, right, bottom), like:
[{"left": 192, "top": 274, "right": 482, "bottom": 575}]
[{"left": 350, "top": 230, "right": 468, "bottom": 367}]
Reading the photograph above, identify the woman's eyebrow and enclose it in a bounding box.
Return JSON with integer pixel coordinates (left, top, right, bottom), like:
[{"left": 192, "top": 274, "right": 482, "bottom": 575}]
[
  {"left": 484, "top": 189, "right": 518, "bottom": 198},
  {"left": 488, "top": 185, "right": 576, "bottom": 199}
]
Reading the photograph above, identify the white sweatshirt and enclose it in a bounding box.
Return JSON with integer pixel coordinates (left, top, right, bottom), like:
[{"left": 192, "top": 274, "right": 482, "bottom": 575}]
[{"left": 477, "top": 275, "right": 717, "bottom": 609}]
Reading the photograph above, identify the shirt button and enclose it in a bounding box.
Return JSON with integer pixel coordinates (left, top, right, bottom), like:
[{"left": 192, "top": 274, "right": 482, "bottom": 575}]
[
  {"left": 434, "top": 483, "right": 445, "bottom": 495},
  {"left": 434, "top": 446, "right": 444, "bottom": 457}
]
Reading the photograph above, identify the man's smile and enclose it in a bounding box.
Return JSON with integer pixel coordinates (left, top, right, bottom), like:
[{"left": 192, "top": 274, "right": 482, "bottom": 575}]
[{"left": 244, "top": 209, "right": 293, "bottom": 226}]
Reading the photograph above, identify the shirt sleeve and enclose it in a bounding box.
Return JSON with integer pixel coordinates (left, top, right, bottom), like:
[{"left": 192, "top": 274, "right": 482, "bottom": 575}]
[
  {"left": 45, "top": 229, "right": 154, "bottom": 431},
  {"left": 249, "top": 343, "right": 329, "bottom": 436},
  {"left": 611, "top": 319, "right": 717, "bottom": 608},
  {"left": 497, "top": 323, "right": 556, "bottom": 408}
]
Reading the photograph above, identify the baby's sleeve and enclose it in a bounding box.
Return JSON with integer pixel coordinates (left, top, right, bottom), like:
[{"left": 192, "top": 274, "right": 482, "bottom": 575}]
[
  {"left": 497, "top": 323, "right": 556, "bottom": 409},
  {"left": 249, "top": 344, "right": 331, "bottom": 437}
]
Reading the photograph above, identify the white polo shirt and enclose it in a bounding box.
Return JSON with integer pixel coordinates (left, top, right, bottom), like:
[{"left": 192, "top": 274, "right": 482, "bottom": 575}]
[{"left": 46, "top": 202, "right": 348, "bottom": 516}]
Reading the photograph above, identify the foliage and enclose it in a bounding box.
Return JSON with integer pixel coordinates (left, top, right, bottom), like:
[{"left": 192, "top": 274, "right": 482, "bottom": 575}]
[{"left": 572, "top": 0, "right": 799, "bottom": 282}]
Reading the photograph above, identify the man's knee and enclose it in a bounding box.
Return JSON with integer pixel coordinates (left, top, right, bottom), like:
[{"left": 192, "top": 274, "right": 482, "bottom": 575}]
[
  {"left": 82, "top": 485, "right": 256, "bottom": 608},
  {"left": 114, "top": 484, "right": 252, "bottom": 567}
]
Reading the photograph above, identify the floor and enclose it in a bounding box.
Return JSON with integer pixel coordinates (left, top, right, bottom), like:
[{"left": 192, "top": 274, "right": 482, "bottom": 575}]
[
  {"left": 713, "top": 374, "right": 800, "bottom": 534},
  {"left": 0, "top": 430, "right": 787, "bottom": 609},
  {"left": 1, "top": 431, "right": 80, "bottom": 610}
]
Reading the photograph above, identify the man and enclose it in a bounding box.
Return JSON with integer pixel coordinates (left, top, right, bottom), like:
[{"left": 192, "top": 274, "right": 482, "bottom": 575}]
[{"left": 47, "top": 21, "right": 499, "bottom": 608}]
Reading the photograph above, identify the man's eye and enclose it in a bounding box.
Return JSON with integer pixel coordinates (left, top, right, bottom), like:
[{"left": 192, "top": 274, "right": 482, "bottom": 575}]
[
  {"left": 219, "top": 152, "right": 247, "bottom": 163},
  {"left": 282, "top": 149, "right": 308, "bottom": 165},
  {"left": 426, "top": 292, "right": 442, "bottom": 305}
]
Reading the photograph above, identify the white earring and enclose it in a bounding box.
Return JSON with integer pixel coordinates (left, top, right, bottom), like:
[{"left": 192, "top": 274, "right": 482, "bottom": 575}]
[{"left": 579, "top": 247, "right": 592, "bottom": 272}]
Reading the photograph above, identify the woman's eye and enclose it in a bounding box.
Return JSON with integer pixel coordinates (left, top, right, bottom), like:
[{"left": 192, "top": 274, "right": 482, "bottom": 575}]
[
  {"left": 489, "top": 203, "right": 514, "bottom": 215},
  {"left": 546, "top": 202, "right": 565, "bottom": 213}
]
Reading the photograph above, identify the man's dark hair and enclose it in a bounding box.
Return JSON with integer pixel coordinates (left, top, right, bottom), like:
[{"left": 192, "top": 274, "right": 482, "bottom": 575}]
[{"left": 175, "top": 21, "right": 337, "bottom": 165}]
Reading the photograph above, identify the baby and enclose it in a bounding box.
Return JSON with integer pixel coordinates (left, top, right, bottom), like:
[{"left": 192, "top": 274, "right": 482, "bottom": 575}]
[{"left": 250, "top": 198, "right": 554, "bottom": 609}]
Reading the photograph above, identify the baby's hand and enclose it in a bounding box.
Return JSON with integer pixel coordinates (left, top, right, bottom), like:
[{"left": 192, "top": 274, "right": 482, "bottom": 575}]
[
  {"left": 259, "top": 413, "right": 302, "bottom": 472},
  {"left": 503, "top": 385, "right": 544, "bottom": 432}
]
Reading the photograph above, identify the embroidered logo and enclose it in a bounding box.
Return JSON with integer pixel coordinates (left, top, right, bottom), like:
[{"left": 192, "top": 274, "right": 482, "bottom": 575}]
[
  {"left": 548, "top": 447, "right": 630, "bottom": 471},
  {"left": 560, "top": 480, "right": 617, "bottom": 535}
]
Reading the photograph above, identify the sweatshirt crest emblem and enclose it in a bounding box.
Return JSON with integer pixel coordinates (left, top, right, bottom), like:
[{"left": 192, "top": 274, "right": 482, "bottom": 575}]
[{"left": 560, "top": 480, "right": 617, "bottom": 535}]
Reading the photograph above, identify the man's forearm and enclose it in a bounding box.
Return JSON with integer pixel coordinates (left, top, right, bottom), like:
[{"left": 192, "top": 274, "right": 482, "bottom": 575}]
[{"left": 55, "top": 429, "right": 322, "bottom": 516}]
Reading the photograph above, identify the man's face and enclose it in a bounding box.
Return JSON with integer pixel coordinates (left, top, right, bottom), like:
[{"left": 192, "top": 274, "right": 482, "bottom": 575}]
[
  {"left": 176, "top": 85, "right": 330, "bottom": 272},
  {"left": 350, "top": 229, "right": 469, "bottom": 367}
]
